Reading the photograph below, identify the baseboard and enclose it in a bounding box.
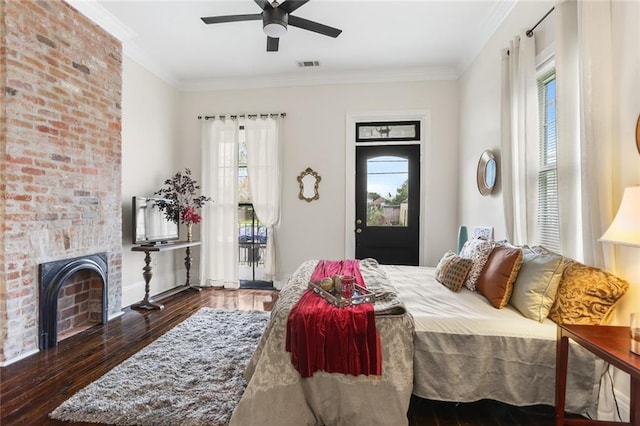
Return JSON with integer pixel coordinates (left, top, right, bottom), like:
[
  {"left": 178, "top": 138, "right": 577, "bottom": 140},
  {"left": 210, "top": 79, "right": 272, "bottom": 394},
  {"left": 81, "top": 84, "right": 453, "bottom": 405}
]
[
  {"left": 0, "top": 348, "right": 39, "bottom": 367},
  {"left": 109, "top": 311, "right": 124, "bottom": 321}
]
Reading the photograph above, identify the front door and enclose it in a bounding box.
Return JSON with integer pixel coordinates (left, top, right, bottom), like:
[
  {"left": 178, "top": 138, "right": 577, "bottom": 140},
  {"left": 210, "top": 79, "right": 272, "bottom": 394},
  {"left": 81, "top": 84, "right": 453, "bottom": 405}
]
[{"left": 355, "top": 144, "right": 420, "bottom": 265}]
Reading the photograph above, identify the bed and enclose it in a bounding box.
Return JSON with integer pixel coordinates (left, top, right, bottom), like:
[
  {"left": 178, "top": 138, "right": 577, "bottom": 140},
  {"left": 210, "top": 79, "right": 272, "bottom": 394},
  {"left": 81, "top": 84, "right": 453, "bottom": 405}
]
[
  {"left": 384, "top": 264, "right": 603, "bottom": 415},
  {"left": 230, "top": 257, "right": 613, "bottom": 425}
]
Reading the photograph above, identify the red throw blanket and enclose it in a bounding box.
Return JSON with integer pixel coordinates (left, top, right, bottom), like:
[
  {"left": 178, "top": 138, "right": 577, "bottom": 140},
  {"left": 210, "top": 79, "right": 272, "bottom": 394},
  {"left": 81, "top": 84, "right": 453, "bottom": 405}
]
[{"left": 285, "top": 259, "right": 381, "bottom": 378}]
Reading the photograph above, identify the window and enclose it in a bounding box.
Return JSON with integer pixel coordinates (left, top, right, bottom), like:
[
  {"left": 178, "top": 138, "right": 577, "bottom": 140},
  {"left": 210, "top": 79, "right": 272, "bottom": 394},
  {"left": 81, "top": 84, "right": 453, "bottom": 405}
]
[
  {"left": 237, "top": 126, "right": 267, "bottom": 282},
  {"left": 536, "top": 70, "right": 560, "bottom": 251}
]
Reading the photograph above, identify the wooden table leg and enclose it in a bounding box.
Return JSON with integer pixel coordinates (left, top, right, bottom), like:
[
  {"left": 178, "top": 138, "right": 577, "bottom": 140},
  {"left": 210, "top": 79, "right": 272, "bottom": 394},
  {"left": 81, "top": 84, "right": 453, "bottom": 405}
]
[
  {"left": 132, "top": 250, "right": 164, "bottom": 310},
  {"left": 185, "top": 246, "right": 201, "bottom": 291},
  {"left": 555, "top": 327, "right": 569, "bottom": 426},
  {"left": 632, "top": 375, "right": 640, "bottom": 426}
]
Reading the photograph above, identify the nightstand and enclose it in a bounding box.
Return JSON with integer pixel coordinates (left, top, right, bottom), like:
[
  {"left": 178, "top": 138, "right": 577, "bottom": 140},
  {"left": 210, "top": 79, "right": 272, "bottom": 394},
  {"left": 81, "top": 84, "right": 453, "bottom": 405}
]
[{"left": 556, "top": 324, "right": 640, "bottom": 425}]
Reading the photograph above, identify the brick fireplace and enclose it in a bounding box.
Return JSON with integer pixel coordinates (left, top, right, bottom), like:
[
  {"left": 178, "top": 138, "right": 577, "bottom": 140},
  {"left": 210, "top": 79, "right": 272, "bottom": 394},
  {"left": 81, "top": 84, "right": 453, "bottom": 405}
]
[
  {"left": 39, "top": 253, "right": 108, "bottom": 349},
  {"left": 0, "top": 0, "right": 123, "bottom": 364}
]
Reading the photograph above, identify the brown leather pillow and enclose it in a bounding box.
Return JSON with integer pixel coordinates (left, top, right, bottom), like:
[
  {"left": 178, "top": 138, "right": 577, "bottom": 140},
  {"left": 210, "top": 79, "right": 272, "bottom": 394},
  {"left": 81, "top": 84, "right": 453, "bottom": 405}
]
[{"left": 476, "top": 246, "right": 524, "bottom": 309}]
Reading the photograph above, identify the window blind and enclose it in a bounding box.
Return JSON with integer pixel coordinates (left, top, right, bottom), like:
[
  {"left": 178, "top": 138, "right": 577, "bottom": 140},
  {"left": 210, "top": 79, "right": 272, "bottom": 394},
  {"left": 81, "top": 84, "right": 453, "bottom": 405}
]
[{"left": 536, "top": 72, "right": 560, "bottom": 252}]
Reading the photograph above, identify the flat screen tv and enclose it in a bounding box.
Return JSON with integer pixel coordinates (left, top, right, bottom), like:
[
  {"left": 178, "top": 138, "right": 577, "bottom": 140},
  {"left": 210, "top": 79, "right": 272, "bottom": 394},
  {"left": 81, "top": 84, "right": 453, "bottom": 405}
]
[{"left": 132, "top": 196, "right": 179, "bottom": 245}]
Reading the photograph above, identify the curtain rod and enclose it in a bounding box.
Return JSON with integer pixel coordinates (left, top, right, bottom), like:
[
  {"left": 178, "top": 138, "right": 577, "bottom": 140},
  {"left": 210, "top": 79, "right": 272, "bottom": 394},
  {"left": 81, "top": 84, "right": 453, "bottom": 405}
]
[
  {"left": 526, "top": 6, "right": 554, "bottom": 38},
  {"left": 197, "top": 113, "right": 286, "bottom": 120}
]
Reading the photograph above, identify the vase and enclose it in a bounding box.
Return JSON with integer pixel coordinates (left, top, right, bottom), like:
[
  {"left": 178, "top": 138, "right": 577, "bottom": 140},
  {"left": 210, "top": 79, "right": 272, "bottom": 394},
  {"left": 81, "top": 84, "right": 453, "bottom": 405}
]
[
  {"left": 186, "top": 223, "right": 193, "bottom": 242},
  {"left": 457, "top": 226, "right": 468, "bottom": 254}
]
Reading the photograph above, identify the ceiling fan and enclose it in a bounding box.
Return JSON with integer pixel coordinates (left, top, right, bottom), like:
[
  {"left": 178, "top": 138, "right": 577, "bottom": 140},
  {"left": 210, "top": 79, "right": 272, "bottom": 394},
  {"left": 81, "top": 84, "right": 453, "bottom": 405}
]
[{"left": 200, "top": 0, "right": 342, "bottom": 52}]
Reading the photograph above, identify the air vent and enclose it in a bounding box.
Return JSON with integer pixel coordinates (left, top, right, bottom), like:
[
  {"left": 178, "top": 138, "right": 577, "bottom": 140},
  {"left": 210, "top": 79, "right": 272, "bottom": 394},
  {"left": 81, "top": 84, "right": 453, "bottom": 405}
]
[{"left": 297, "top": 60, "right": 320, "bottom": 68}]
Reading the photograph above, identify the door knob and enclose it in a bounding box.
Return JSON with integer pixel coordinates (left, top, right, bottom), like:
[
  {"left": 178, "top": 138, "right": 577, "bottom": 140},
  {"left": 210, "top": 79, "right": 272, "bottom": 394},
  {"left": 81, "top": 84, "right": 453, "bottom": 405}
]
[
  {"left": 356, "top": 219, "right": 362, "bottom": 225},
  {"left": 355, "top": 228, "right": 362, "bottom": 234}
]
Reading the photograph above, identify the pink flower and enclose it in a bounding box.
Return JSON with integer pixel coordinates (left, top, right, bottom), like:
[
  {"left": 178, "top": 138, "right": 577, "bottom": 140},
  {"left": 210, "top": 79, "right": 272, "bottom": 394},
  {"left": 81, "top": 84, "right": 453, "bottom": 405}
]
[{"left": 181, "top": 206, "right": 202, "bottom": 225}]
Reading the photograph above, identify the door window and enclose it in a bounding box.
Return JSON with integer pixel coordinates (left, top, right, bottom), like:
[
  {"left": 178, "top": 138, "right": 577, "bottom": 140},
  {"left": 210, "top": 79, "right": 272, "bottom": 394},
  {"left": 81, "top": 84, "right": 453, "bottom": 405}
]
[{"left": 366, "top": 156, "right": 409, "bottom": 227}]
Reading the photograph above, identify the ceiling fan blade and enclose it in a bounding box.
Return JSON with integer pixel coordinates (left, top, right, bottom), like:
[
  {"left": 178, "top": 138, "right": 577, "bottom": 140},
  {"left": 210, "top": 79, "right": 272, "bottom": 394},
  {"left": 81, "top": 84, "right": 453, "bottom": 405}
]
[
  {"left": 288, "top": 15, "right": 342, "bottom": 38},
  {"left": 201, "top": 14, "right": 262, "bottom": 24},
  {"left": 279, "top": 0, "right": 310, "bottom": 14},
  {"left": 266, "top": 36, "right": 279, "bottom": 52},
  {"left": 254, "top": 0, "right": 272, "bottom": 11}
]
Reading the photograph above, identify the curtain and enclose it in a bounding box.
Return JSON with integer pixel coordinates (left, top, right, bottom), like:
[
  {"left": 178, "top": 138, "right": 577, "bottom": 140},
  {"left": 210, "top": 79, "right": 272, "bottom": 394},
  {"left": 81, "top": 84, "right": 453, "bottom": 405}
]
[
  {"left": 555, "top": 0, "right": 615, "bottom": 268},
  {"left": 200, "top": 118, "right": 240, "bottom": 288},
  {"left": 244, "top": 116, "right": 283, "bottom": 281},
  {"left": 576, "top": 0, "right": 615, "bottom": 269},
  {"left": 500, "top": 33, "right": 539, "bottom": 245}
]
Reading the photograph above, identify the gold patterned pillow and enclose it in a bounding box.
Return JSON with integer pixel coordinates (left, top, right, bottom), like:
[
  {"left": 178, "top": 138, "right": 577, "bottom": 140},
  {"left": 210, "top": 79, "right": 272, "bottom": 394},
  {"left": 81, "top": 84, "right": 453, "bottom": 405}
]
[
  {"left": 436, "top": 256, "right": 474, "bottom": 292},
  {"left": 548, "top": 260, "right": 629, "bottom": 325}
]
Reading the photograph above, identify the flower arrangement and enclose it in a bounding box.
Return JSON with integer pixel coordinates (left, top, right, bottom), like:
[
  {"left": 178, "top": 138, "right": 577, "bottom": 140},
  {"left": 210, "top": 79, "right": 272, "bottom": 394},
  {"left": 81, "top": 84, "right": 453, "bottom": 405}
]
[{"left": 153, "top": 168, "right": 212, "bottom": 225}]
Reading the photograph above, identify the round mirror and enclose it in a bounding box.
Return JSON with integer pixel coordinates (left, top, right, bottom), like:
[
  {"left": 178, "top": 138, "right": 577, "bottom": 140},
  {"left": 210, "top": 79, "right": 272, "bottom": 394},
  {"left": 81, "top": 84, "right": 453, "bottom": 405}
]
[
  {"left": 297, "top": 167, "right": 321, "bottom": 202},
  {"left": 477, "top": 150, "right": 497, "bottom": 196}
]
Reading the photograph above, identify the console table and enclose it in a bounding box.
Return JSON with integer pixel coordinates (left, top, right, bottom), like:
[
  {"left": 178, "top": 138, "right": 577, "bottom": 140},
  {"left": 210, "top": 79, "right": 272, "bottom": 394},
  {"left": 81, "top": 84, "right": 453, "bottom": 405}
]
[
  {"left": 556, "top": 324, "right": 640, "bottom": 425},
  {"left": 131, "top": 241, "right": 202, "bottom": 310}
]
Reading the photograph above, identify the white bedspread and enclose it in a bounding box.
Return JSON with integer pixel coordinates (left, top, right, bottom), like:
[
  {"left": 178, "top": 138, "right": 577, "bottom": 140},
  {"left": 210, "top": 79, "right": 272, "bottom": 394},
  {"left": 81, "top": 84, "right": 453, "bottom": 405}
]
[
  {"left": 230, "top": 259, "right": 415, "bottom": 426},
  {"left": 383, "top": 265, "right": 603, "bottom": 415}
]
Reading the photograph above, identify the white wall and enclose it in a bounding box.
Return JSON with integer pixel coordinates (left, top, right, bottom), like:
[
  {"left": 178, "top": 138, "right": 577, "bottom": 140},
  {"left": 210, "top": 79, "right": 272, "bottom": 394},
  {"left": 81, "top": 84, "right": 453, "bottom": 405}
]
[
  {"left": 458, "top": 0, "right": 640, "bottom": 418},
  {"left": 177, "top": 80, "right": 459, "bottom": 281},
  {"left": 121, "top": 56, "right": 183, "bottom": 307}
]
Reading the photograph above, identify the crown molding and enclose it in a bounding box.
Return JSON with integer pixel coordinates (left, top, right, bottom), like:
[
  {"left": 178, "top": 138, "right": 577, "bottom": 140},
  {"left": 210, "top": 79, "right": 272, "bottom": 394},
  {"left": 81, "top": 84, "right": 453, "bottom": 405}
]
[
  {"left": 67, "top": 0, "right": 180, "bottom": 88},
  {"left": 457, "top": 0, "right": 518, "bottom": 75},
  {"left": 176, "top": 66, "right": 459, "bottom": 92}
]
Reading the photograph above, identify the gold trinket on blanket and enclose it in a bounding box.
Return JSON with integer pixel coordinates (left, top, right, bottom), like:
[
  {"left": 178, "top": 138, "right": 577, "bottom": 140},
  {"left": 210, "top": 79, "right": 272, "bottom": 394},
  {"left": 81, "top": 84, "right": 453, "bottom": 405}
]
[
  {"left": 320, "top": 277, "right": 334, "bottom": 292},
  {"left": 332, "top": 274, "right": 342, "bottom": 292}
]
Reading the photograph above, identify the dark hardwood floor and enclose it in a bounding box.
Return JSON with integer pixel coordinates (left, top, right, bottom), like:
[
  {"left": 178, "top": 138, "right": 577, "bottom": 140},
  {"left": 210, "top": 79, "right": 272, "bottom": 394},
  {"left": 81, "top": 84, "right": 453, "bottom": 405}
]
[{"left": 1, "top": 287, "right": 570, "bottom": 425}]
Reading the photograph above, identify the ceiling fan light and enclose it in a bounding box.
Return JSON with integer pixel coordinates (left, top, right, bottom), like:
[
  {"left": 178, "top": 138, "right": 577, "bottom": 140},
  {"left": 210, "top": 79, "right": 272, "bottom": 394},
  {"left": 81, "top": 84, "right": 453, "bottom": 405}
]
[
  {"left": 263, "top": 7, "right": 288, "bottom": 38},
  {"left": 264, "top": 22, "right": 287, "bottom": 38}
]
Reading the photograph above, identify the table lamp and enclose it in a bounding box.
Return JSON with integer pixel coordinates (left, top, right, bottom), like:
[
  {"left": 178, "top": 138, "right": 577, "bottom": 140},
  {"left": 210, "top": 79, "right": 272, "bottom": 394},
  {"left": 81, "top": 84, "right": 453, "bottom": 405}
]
[{"left": 599, "top": 185, "right": 640, "bottom": 354}]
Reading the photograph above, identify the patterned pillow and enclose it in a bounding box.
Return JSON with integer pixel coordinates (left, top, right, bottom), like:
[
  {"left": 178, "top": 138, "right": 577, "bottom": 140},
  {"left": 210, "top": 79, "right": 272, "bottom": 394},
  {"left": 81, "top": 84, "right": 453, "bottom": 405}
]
[
  {"left": 459, "top": 238, "right": 496, "bottom": 291},
  {"left": 548, "top": 260, "right": 629, "bottom": 325},
  {"left": 476, "top": 246, "right": 523, "bottom": 309},
  {"left": 436, "top": 256, "right": 473, "bottom": 292},
  {"left": 510, "top": 246, "right": 564, "bottom": 322},
  {"left": 434, "top": 250, "right": 456, "bottom": 281}
]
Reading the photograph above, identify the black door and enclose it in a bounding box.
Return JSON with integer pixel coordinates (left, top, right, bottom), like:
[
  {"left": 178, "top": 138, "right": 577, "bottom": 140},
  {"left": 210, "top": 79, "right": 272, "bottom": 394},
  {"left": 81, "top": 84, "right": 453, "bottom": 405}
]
[{"left": 355, "top": 144, "right": 420, "bottom": 265}]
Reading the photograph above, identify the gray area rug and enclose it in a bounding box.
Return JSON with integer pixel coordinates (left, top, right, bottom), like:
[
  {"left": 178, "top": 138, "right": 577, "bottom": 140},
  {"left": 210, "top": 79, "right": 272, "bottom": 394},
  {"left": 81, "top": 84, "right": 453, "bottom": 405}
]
[{"left": 50, "top": 308, "right": 269, "bottom": 425}]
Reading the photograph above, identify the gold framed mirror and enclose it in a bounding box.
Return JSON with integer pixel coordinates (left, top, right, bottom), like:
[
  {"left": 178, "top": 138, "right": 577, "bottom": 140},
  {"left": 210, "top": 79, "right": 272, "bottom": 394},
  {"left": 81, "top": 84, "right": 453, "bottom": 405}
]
[
  {"left": 636, "top": 113, "right": 640, "bottom": 155},
  {"left": 297, "top": 167, "right": 321, "bottom": 202},
  {"left": 477, "top": 150, "right": 497, "bottom": 196}
]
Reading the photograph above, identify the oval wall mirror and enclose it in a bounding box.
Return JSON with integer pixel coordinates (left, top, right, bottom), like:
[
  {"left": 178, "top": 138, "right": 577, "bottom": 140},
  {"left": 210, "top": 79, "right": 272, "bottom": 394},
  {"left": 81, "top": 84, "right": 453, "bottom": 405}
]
[
  {"left": 477, "top": 150, "right": 497, "bottom": 196},
  {"left": 297, "top": 167, "right": 321, "bottom": 202}
]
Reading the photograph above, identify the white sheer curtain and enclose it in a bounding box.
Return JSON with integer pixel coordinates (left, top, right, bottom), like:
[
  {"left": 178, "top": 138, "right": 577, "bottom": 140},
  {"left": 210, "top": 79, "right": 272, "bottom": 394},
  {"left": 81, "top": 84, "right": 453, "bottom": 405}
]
[
  {"left": 200, "top": 118, "right": 240, "bottom": 288},
  {"left": 244, "top": 115, "right": 283, "bottom": 281},
  {"left": 555, "top": 0, "right": 615, "bottom": 268},
  {"left": 576, "top": 0, "right": 615, "bottom": 269},
  {"left": 500, "top": 33, "right": 539, "bottom": 245}
]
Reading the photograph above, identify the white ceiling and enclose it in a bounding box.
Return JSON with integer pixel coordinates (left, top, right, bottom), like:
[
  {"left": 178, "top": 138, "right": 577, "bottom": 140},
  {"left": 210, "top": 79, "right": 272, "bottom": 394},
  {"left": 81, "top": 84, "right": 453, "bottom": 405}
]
[{"left": 69, "top": 0, "right": 517, "bottom": 91}]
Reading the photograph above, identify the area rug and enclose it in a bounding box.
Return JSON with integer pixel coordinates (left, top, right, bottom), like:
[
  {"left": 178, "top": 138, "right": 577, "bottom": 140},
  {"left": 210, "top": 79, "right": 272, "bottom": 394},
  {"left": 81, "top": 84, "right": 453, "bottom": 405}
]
[{"left": 50, "top": 308, "right": 270, "bottom": 426}]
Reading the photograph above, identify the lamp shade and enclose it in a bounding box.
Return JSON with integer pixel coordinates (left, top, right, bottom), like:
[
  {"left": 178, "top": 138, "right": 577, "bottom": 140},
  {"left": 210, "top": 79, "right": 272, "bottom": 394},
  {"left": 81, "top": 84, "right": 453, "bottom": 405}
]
[{"left": 599, "top": 185, "right": 640, "bottom": 247}]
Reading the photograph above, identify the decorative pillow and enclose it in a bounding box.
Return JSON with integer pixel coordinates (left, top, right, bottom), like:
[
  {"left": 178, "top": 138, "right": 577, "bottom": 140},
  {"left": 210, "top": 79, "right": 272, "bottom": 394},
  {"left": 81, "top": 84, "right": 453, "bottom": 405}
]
[
  {"left": 548, "top": 260, "right": 629, "bottom": 325},
  {"left": 510, "top": 246, "right": 564, "bottom": 322},
  {"left": 436, "top": 256, "right": 473, "bottom": 292},
  {"left": 434, "top": 250, "right": 456, "bottom": 281},
  {"left": 476, "top": 246, "right": 523, "bottom": 309},
  {"left": 459, "top": 238, "right": 496, "bottom": 291}
]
